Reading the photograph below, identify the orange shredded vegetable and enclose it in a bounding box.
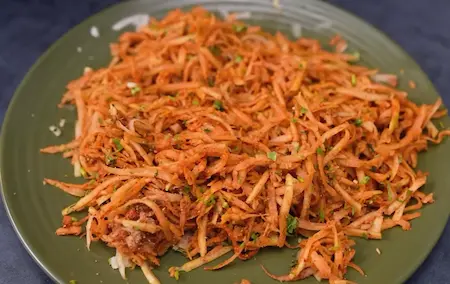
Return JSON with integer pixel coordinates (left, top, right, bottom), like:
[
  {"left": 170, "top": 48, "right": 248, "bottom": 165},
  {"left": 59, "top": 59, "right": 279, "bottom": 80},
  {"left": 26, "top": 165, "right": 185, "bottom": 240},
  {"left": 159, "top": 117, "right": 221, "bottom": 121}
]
[{"left": 41, "top": 7, "right": 449, "bottom": 283}]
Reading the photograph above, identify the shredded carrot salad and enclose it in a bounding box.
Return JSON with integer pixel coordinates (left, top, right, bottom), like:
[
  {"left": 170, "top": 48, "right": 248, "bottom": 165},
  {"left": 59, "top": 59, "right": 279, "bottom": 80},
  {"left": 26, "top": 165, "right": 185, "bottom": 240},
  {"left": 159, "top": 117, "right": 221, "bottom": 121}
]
[{"left": 41, "top": 7, "right": 450, "bottom": 284}]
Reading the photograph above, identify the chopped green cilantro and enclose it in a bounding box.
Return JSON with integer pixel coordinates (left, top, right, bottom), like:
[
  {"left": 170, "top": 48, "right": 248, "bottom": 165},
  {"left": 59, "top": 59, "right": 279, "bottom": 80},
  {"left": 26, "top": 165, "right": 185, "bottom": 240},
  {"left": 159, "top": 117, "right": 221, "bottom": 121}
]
[
  {"left": 183, "top": 185, "right": 191, "bottom": 194},
  {"left": 316, "top": 147, "right": 324, "bottom": 155},
  {"left": 208, "top": 45, "right": 221, "bottom": 56},
  {"left": 354, "top": 118, "right": 363, "bottom": 126},
  {"left": 112, "top": 138, "right": 123, "bottom": 151},
  {"left": 250, "top": 232, "right": 260, "bottom": 241},
  {"left": 267, "top": 151, "right": 277, "bottom": 161},
  {"left": 292, "top": 142, "right": 300, "bottom": 153},
  {"left": 213, "top": 100, "right": 224, "bottom": 111},
  {"left": 205, "top": 195, "right": 216, "bottom": 206},
  {"left": 351, "top": 74, "right": 357, "bottom": 86},
  {"left": 300, "top": 107, "right": 308, "bottom": 115},
  {"left": 360, "top": 175, "right": 370, "bottom": 185},
  {"left": 232, "top": 24, "right": 247, "bottom": 33},
  {"left": 286, "top": 214, "right": 297, "bottom": 235},
  {"left": 131, "top": 86, "right": 141, "bottom": 95},
  {"left": 207, "top": 77, "right": 215, "bottom": 87},
  {"left": 319, "top": 208, "right": 325, "bottom": 222},
  {"left": 174, "top": 270, "right": 180, "bottom": 280}
]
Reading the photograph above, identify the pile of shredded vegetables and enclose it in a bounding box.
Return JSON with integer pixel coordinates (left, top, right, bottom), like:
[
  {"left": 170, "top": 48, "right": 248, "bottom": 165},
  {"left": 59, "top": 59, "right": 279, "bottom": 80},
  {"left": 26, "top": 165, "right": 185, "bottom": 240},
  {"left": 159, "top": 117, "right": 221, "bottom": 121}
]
[{"left": 41, "top": 7, "right": 450, "bottom": 284}]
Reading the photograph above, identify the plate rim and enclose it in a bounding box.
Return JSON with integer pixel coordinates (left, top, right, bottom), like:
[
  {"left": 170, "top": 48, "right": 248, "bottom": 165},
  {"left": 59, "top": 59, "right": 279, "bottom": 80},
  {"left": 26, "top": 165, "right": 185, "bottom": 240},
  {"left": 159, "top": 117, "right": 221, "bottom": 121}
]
[{"left": 0, "top": 0, "right": 448, "bottom": 283}]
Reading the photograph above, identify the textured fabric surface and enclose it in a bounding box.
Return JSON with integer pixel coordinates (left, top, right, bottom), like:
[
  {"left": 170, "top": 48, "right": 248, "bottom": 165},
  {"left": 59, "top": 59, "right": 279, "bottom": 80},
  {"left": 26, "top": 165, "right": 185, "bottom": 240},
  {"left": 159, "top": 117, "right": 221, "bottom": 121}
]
[{"left": 0, "top": 0, "right": 449, "bottom": 283}]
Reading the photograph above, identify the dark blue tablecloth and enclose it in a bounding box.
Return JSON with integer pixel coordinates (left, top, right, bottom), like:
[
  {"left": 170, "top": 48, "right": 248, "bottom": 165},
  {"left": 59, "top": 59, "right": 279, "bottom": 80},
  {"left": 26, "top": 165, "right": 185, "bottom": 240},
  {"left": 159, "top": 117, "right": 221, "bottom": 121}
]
[{"left": 0, "top": 0, "right": 449, "bottom": 283}]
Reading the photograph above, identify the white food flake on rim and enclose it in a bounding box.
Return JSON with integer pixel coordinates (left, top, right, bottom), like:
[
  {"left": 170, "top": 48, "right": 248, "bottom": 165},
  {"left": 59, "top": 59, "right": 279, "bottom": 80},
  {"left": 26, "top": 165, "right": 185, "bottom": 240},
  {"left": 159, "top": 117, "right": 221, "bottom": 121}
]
[
  {"left": 273, "top": 0, "right": 281, "bottom": 9},
  {"left": 112, "top": 14, "right": 150, "bottom": 31},
  {"left": 218, "top": 8, "right": 229, "bottom": 18},
  {"left": 77, "top": 46, "right": 82, "bottom": 53},
  {"left": 84, "top": 67, "right": 93, "bottom": 74},
  {"left": 314, "top": 21, "right": 332, "bottom": 31},
  {"left": 49, "top": 125, "right": 62, "bottom": 137},
  {"left": 234, "top": 11, "right": 252, "bottom": 20},
  {"left": 291, "top": 23, "right": 302, "bottom": 38},
  {"left": 90, "top": 26, "right": 100, "bottom": 38}
]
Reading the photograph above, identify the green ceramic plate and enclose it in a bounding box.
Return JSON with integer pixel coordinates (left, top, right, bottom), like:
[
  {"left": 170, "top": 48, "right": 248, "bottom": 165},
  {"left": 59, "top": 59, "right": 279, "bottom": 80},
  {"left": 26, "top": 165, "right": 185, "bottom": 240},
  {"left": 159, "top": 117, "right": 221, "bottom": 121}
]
[{"left": 1, "top": 0, "right": 449, "bottom": 283}]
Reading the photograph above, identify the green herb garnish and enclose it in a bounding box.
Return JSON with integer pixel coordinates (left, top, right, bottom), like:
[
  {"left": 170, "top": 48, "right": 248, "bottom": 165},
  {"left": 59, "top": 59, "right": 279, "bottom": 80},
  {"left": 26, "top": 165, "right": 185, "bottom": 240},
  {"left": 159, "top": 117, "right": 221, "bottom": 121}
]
[
  {"left": 354, "top": 118, "right": 363, "bottom": 127},
  {"left": 300, "top": 107, "right": 308, "bottom": 115},
  {"left": 319, "top": 208, "right": 325, "bottom": 222},
  {"left": 205, "top": 195, "right": 216, "bottom": 206},
  {"left": 112, "top": 138, "right": 123, "bottom": 151},
  {"left": 183, "top": 185, "right": 191, "bottom": 194},
  {"left": 360, "top": 175, "right": 370, "bottom": 185},
  {"left": 192, "top": 99, "right": 200, "bottom": 106},
  {"left": 250, "top": 232, "right": 260, "bottom": 241},
  {"left": 208, "top": 45, "right": 221, "bottom": 56},
  {"left": 387, "top": 182, "right": 393, "bottom": 201},
  {"left": 79, "top": 167, "right": 87, "bottom": 178},
  {"left": 213, "top": 100, "right": 224, "bottom": 111},
  {"left": 232, "top": 24, "right": 247, "bottom": 33},
  {"left": 292, "top": 142, "right": 300, "bottom": 153},
  {"left": 350, "top": 51, "right": 360, "bottom": 62},
  {"left": 351, "top": 74, "right": 357, "bottom": 86},
  {"left": 131, "top": 86, "right": 141, "bottom": 95},
  {"left": 204, "top": 128, "right": 212, "bottom": 133},
  {"left": 316, "top": 147, "right": 324, "bottom": 155},
  {"left": 267, "top": 151, "right": 277, "bottom": 161},
  {"left": 286, "top": 214, "right": 297, "bottom": 235},
  {"left": 207, "top": 77, "right": 215, "bottom": 87},
  {"left": 234, "top": 55, "right": 243, "bottom": 63}
]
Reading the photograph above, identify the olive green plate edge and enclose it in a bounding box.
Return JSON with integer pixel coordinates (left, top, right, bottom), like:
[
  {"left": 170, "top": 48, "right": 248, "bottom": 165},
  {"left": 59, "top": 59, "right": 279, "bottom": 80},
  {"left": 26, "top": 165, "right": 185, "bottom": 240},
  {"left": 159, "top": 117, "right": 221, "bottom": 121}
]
[{"left": 1, "top": 0, "right": 449, "bottom": 283}]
